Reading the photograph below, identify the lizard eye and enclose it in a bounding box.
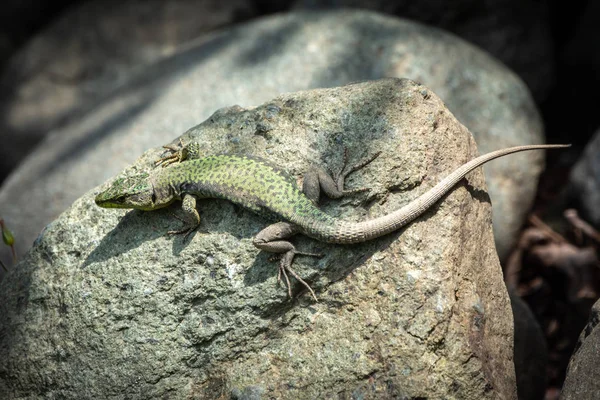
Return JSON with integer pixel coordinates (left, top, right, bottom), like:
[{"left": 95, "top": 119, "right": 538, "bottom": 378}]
[{"left": 151, "top": 192, "right": 157, "bottom": 204}]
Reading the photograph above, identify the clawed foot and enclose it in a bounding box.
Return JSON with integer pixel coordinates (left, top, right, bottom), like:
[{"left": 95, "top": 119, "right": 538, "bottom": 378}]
[
  {"left": 275, "top": 250, "right": 324, "bottom": 302},
  {"left": 330, "top": 148, "right": 381, "bottom": 194},
  {"left": 168, "top": 228, "right": 197, "bottom": 242},
  {"left": 156, "top": 138, "right": 188, "bottom": 167},
  {"left": 155, "top": 140, "right": 202, "bottom": 168},
  {"left": 167, "top": 212, "right": 198, "bottom": 241},
  {"left": 167, "top": 227, "right": 197, "bottom": 241}
]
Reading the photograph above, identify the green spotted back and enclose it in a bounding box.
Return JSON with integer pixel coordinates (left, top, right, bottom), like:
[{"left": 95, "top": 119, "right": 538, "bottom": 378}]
[{"left": 154, "top": 155, "right": 337, "bottom": 230}]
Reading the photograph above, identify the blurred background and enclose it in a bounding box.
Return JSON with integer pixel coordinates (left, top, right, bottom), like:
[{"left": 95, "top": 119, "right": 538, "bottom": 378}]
[{"left": 0, "top": 1, "right": 598, "bottom": 398}]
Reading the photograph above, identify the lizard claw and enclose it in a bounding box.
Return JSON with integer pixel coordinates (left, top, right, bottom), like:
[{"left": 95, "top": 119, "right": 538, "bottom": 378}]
[
  {"left": 268, "top": 254, "right": 282, "bottom": 263},
  {"left": 334, "top": 149, "right": 381, "bottom": 193},
  {"left": 278, "top": 250, "right": 318, "bottom": 302},
  {"left": 166, "top": 211, "right": 199, "bottom": 241},
  {"left": 155, "top": 139, "right": 188, "bottom": 168},
  {"left": 155, "top": 140, "right": 202, "bottom": 167},
  {"left": 167, "top": 226, "right": 197, "bottom": 241}
]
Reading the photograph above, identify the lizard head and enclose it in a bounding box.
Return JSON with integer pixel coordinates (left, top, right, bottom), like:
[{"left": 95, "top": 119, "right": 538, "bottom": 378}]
[{"left": 95, "top": 172, "right": 164, "bottom": 211}]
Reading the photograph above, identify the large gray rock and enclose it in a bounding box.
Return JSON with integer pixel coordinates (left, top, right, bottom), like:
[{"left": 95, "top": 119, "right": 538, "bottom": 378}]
[
  {"left": 293, "top": 0, "right": 555, "bottom": 103},
  {"left": 0, "top": 79, "right": 517, "bottom": 399},
  {"left": 0, "top": 0, "right": 257, "bottom": 183},
  {"left": 561, "top": 297, "right": 600, "bottom": 399},
  {"left": 510, "top": 289, "right": 548, "bottom": 400},
  {"left": 568, "top": 128, "right": 600, "bottom": 227},
  {"left": 0, "top": 10, "right": 545, "bottom": 272}
]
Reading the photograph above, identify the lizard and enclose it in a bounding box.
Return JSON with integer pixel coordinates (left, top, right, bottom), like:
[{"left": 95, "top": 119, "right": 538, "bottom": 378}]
[{"left": 95, "top": 141, "right": 569, "bottom": 300}]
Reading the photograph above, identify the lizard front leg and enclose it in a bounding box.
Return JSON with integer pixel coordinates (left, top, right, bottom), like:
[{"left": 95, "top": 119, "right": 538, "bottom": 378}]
[
  {"left": 168, "top": 193, "right": 200, "bottom": 240},
  {"left": 155, "top": 140, "right": 201, "bottom": 167}
]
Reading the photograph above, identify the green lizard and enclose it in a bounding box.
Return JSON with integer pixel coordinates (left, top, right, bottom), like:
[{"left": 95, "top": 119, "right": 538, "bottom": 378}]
[{"left": 95, "top": 141, "right": 569, "bottom": 300}]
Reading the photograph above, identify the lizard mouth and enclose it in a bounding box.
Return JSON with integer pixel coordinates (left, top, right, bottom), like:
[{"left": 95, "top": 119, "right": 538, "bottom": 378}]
[{"left": 94, "top": 194, "right": 130, "bottom": 209}]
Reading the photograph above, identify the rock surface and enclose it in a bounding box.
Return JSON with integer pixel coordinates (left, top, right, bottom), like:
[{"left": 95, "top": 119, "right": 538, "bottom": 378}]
[
  {"left": 561, "top": 297, "right": 600, "bottom": 399},
  {"left": 0, "top": 79, "right": 517, "bottom": 399},
  {"left": 509, "top": 289, "right": 548, "bottom": 400},
  {"left": 0, "top": 10, "right": 546, "bottom": 268},
  {"left": 0, "top": 0, "right": 256, "bottom": 183},
  {"left": 568, "top": 128, "right": 600, "bottom": 227},
  {"left": 293, "top": 0, "right": 555, "bottom": 102}
]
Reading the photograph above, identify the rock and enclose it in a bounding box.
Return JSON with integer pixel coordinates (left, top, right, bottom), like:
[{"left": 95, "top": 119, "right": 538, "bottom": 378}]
[
  {"left": 0, "top": 79, "right": 517, "bottom": 399},
  {"left": 568, "top": 128, "right": 600, "bottom": 227},
  {"left": 561, "top": 297, "right": 600, "bottom": 399},
  {"left": 0, "top": 0, "right": 76, "bottom": 66},
  {"left": 293, "top": 0, "right": 555, "bottom": 103},
  {"left": 0, "top": 10, "right": 546, "bottom": 271},
  {"left": 0, "top": 0, "right": 257, "bottom": 183},
  {"left": 509, "top": 288, "right": 548, "bottom": 400}
]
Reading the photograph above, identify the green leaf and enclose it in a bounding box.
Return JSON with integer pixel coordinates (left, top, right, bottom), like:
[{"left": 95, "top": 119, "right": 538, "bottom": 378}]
[{"left": 2, "top": 225, "right": 14, "bottom": 246}]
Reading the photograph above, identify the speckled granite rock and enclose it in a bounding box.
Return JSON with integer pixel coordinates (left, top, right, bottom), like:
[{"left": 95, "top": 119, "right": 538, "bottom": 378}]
[
  {"left": 561, "top": 297, "right": 600, "bottom": 399},
  {"left": 0, "top": 10, "right": 546, "bottom": 269},
  {"left": 293, "top": 0, "right": 555, "bottom": 103},
  {"left": 0, "top": 79, "right": 517, "bottom": 399}
]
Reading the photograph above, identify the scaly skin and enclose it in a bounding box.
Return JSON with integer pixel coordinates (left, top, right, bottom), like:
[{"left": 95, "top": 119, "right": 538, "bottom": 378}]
[
  {"left": 95, "top": 142, "right": 569, "bottom": 300},
  {"left": 95, "top": 154, "right": 338, "bottom": 227}
]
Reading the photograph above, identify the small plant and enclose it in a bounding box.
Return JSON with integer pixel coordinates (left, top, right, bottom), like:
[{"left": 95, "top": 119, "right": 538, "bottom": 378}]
[{"left": 0, "top": 217, "right": 16, "bottom": 271}]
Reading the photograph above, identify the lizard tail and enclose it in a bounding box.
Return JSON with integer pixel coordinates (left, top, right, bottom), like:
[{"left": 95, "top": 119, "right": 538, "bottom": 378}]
[{"left": 325, "top": 144, "right": 570, "bottom": 244}]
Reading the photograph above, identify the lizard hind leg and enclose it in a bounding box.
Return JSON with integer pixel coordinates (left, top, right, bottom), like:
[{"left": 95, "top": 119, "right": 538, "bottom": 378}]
[
  {"left": 253, "top": 221, "right": 322, "bottom": 301},
  {"left": 302, "top": 149, "right": 381, "bottom": 203}
]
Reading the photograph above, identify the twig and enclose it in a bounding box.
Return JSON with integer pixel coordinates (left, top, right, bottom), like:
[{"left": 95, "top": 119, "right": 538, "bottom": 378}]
[
  {"left": 564, "top": 209, "right": 600, "bottom": 244},
  {"left": 528, "top": 214, "right": 567, "bottom": 243}
]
